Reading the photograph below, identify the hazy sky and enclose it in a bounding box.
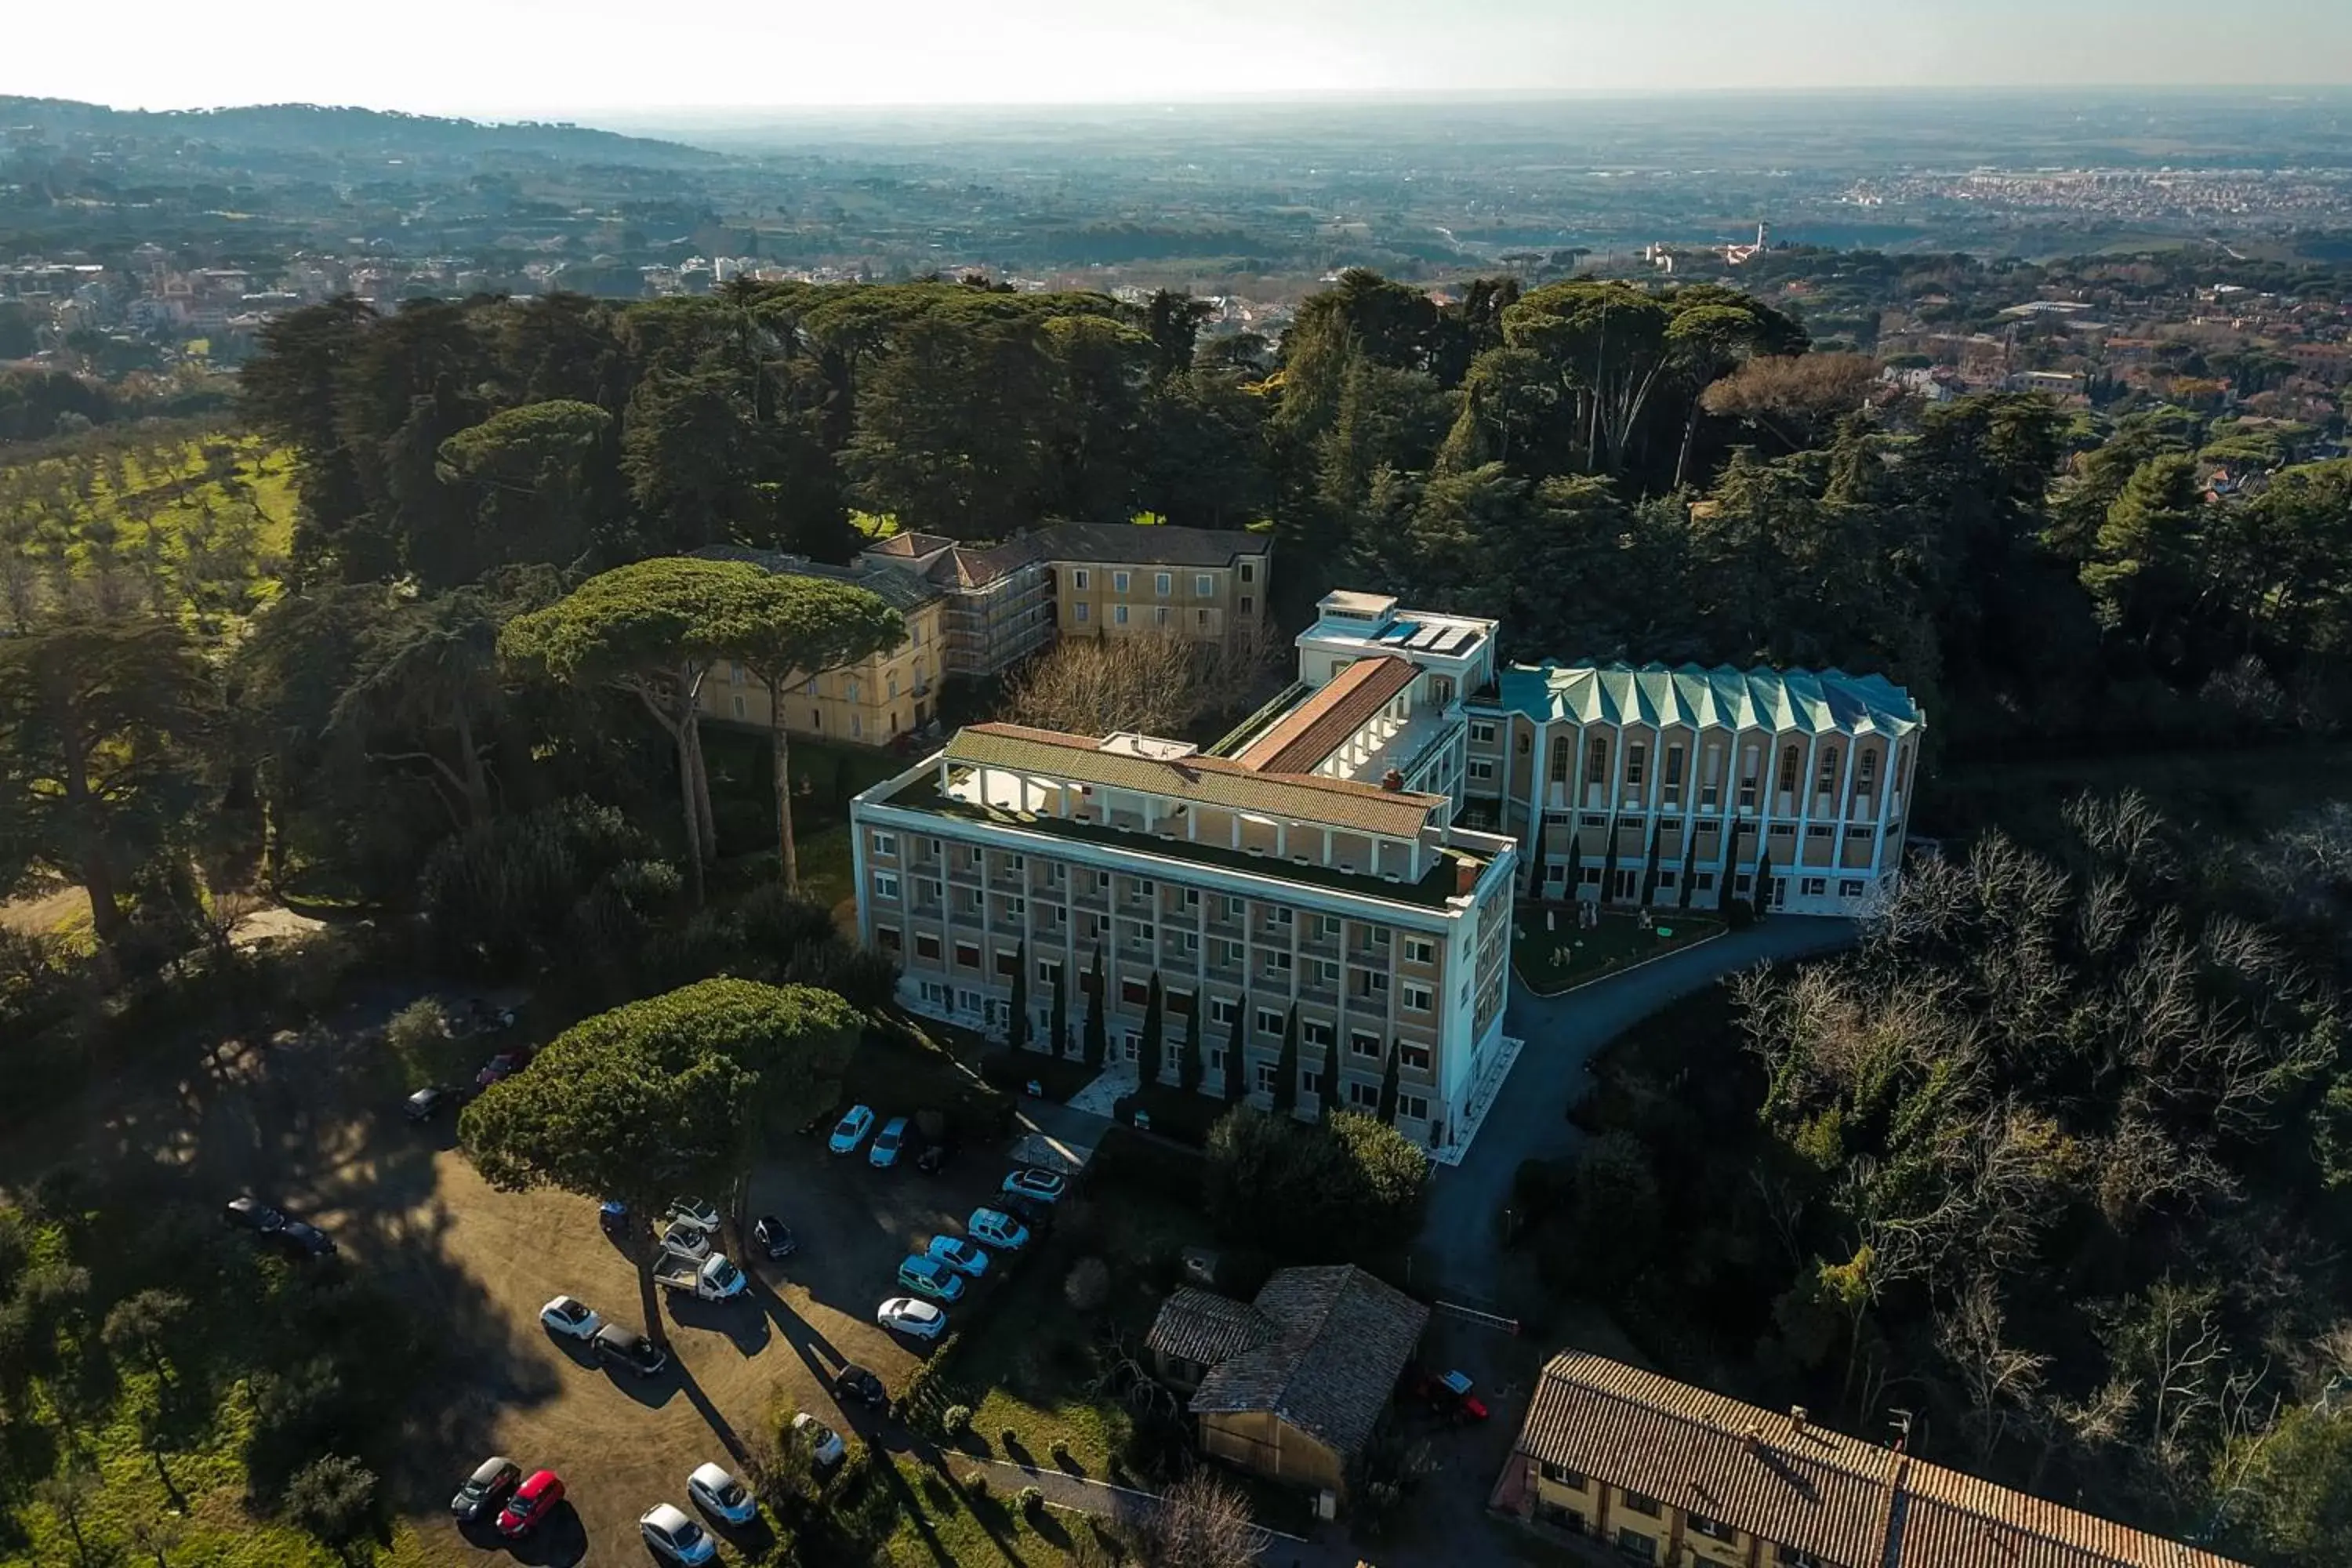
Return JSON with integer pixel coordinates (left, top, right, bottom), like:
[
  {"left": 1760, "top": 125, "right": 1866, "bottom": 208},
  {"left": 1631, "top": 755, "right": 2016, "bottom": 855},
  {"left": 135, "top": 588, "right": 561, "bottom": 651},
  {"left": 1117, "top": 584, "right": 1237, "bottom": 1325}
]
[{"left": 7, "top": 0, "right": 2350, "bottom": 117}]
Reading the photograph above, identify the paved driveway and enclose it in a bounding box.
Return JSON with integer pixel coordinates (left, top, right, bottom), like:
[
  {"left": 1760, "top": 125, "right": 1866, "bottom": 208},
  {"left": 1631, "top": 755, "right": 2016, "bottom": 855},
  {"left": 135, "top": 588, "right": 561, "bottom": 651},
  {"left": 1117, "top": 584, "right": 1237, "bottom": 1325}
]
[{"left": 1417, "top": 916, "right": 1856, "bottom": 1301}]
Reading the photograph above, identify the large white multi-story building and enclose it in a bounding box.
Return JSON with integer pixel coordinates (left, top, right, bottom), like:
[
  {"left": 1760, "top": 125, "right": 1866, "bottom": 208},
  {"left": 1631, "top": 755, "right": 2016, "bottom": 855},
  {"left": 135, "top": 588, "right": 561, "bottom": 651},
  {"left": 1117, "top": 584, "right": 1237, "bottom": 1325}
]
[
  {"left": 1465, "top": 662, "right": 1924, "bottom": 917},
  {"left": 849, "top": 593, "right": 1521, "bottom": 1152}
]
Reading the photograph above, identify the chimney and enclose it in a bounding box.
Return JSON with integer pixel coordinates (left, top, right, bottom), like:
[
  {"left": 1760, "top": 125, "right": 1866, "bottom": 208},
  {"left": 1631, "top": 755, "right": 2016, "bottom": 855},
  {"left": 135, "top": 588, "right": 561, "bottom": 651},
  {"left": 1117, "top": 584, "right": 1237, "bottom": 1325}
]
[
  {"left": 1789, "top": 1406, "right": 1809, "bottom": 1438},
  {"left": 1380, "top": 768, "right": 1405, "bottom": 792},
  {"left": 1456, "top": 857, "right": 1478, "bottom": 897},
  {"left": 1741, "top": 1424, "right": 1765, "bottom": 1455}
]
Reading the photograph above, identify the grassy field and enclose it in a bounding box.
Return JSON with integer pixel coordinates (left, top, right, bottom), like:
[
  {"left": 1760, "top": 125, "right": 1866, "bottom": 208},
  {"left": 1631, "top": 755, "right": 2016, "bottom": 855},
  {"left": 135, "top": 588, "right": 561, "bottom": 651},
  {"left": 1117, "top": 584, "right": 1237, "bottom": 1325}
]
[
  {"left": 0, "top": 429, "right": 297, "bottom": 641},
  {"left": 1512, "top": 905, "right": 1723, "bottom": 995}
]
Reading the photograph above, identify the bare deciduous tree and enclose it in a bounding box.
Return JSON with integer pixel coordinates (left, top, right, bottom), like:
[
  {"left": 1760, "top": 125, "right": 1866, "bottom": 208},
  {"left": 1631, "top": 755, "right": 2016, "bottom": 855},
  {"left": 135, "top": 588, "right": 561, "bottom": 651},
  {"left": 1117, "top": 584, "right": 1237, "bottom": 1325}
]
[{"left": 1134, "top": 1469, "right": 1259, "bottom": 1568}]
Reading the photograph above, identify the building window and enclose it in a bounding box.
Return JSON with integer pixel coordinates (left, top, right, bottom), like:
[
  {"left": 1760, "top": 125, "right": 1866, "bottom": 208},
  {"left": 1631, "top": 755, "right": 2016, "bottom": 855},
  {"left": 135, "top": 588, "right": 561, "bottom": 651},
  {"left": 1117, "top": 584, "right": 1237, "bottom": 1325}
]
[
  {"left": 1197, "top": 609, "right": 1212, "bottom": 628},
  {"left": 1403, "top": 982, "right": 1432, "bottom": 1012},
  {"left": 874, "top": 872, "right": 901, "bottom": 899},
  {"left": 1255, "top": 1063, "right": 1277, "bottom": 1094},
  {"left": 1817, "top": 746, "right": 1840, "bottom": 793},
  {"left": 1072, "top": 568, "right": 1090, "bottom": 590},
  {"left": 1075, "top": 602, "right": 1091, "bottom": 623},
  {"left": 1317, "top": 914, "right": 1341, "bottom": 939},
  {"left": 1619, "top": 1490, "right": 1661, "bottom": 1518},
  {"left": 953, "top": 941, "right": 981, "bottom": 969},
  {"left": 1616, "top": 1528, "right": 1656, "bottom": 1559},
  {"left": 1697, "top": 872, "right": 1716, "bottom": 891},
  {"left": 996, "top": 949, "right": 1019, "bottom": 977},
  {"left": 1690, "top": 1515, "right": 1733, "bottom": 1542},
  {"left": 915, "top": 932, "right": 942, "bottom": 960},
  {"left": 1857, "top": 748, "right": 1878, "bottom": 790},
  {"left": 849, "top": 713, "right": 862, "bottom": 739},
  {"left": 1539, "top": 1460, "right": 1585, "bottom": 1487},
  {"left": 1256, "top": 1007, "right": 1284, "bottom": 1036},
  {"left": 1240, "top": 561, "right": 1254, "bottom": 583},
  {"left": 870, "top": 831, "right": 898, "bottom": 856},
  {"left": 1778, "top": 745, "right": 1800, "bottom": 794},
  {"left": 1351, "top": 1031, "right": 1381, "bottom": 1058},
  {"left": 1240, "top": 596, "right": 1253, "bottom": 614},
  {"left": 1584, "top": 737, "right": 1606, "bottom": 785},
  {"left": 1840, "top": 879, "right": 1867, "bottom": 898},
  {"left": 1122, "top": 978, "right": 1150, "bottom": 1007},
  {"left": 1400, "top": 1042, "right": 1431, "bottom": 1070},
  {"left": 1468, "top": 760, "right": 1494, "bottom": 782},
  {"left": 1209, "top": 996, "right": 1237, "bottom": 1025},
  {"left": 1153, "top": 605, "right": 1170, "bottom": 626},
  {"left": 1155, "top": 572, "right": 1172, "bottom": 596},
  {"left": 1114, "top": 604, "right": 1129, "bottom": 626},
  {"left": 1113, "top": 570, "right": 1130, "bottom": 593},
  {"left": 1777, "top": 1548, "right": 1831, "bottom": 1568},
  {"left": 1664, "top": 743, "right": 1683, "bottom": 793},
  {"left": 876, "top": 924, "right": 902, "bottom": 954},
  {"left": 1038, "top": 957, "right": 1062, "bottom": 984},
  {"left": 730, "top": 694, "right": 747, "bottom": 720},
  {"left": 1302, "top": 1019, "right": 1334, "bottom": 1047},
  {"left": 1403, "top": 938, "right": 1435, "bottom": 964},
  {"left": 1221, "top": 938, "right": 1247, "bottom": 965},
  {"left": 1549, "top": 736, "right": 1570, "bottom": 783},
  {"left": 1195, "top": 573, "right": 1214, "bottom": 597},
  {"left": 1262, "top": 951, "right": 1293, "bottom": 978},
  {"left": 1802, "top": 877, "right": 1828, "bottom": 897},
  {"left": 1269, "top": 907, "right": 1294, "bottom": 929},
  {"left": 1399, "top": 1093, "right": 1428, "bottom": 1120},
  {"left": 1624, "top": 743, "right": 1645, "bottom": 788},
  {"left": 1301, "top": 1069, "right": 1323, "bottom": 1097}
]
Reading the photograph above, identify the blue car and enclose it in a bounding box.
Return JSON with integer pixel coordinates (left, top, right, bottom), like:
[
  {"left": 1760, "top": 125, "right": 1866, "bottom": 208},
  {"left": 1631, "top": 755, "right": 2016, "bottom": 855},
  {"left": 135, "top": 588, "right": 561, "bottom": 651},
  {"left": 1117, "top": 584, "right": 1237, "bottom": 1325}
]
[{"left": 926, "top": 1235, "right": 990, "bottom": 1279}]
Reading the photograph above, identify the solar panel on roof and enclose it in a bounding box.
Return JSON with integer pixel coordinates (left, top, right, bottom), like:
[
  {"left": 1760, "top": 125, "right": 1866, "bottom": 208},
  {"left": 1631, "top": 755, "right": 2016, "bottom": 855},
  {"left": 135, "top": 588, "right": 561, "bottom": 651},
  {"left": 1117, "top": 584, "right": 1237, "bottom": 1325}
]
[
  {"left": 1432, "top": 627, "right": 1468, "bottom": 653},
  {"left": 1407, "top": 626, "right": 1443, "bottom": 649},
  {"left": 1378, "top": 622, "right": 1415, "bottom": 642}
]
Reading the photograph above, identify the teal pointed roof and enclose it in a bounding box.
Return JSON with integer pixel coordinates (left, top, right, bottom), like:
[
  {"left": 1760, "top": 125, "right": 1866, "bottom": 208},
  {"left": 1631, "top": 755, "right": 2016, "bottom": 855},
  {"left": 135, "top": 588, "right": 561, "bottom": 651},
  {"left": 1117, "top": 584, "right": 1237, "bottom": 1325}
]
[{"left": 1488, "top": 662, "right": 1922, "bottom": 739}]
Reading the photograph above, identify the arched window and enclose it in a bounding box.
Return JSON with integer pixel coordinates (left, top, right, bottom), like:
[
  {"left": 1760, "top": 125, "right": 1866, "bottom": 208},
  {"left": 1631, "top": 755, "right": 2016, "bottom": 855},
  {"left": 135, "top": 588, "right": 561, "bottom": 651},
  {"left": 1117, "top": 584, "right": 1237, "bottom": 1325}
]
[
  {"left": 1816, "top": 746, "right": 1840, "bottom": 793},
  {"left": 1777, "top": 745, "right": 1799, "bottom": 794}
]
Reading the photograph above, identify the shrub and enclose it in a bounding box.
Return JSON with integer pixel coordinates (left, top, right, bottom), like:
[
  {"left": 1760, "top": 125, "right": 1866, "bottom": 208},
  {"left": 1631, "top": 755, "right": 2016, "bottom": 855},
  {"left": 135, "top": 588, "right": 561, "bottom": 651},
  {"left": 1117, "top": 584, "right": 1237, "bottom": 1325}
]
[
  {"left": 1204, "top": 1105, "right": 1429, "bottom": 1265},
  {"left": 384, "top": 997, "right": 445, "bottom": 1058},
  {"left": 1724, "top": 896, "right": 1756, "bottom": 930},
  {"left": 942, "top": 1403, "right": 973, "bottom": 1437},
  {"left": 1017, "top": 1484, "right": 1044, "bottom": 1516},
  {"left": 1064, "top": 1257, "right": 1110, "bottom": 1312},
  {"left": 281, "top": 1454, "right": 377, "bottom": 1550},
  {"left": 1001, "top": 1426, "right": 1020, "bottom": 1450},
  {"left": 966, "top": 1472, "right": 990, "bottom": 1498},
  {"left": 1050, "top": 1439, "right": 1073, "bottom": 1466}
]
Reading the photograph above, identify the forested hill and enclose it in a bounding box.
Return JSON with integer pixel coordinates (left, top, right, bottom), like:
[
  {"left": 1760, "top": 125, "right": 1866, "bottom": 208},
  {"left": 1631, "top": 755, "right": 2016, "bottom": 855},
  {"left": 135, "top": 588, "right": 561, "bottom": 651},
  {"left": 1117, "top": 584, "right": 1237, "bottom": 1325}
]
[{"left": 0, "top": 96, "right": 725, "bottom": 169}]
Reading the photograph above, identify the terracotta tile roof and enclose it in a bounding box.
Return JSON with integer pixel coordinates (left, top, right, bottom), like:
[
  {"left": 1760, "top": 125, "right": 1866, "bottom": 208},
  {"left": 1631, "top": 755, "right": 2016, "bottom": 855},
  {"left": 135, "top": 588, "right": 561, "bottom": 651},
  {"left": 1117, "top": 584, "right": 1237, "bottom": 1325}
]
[
  {"left": 1515, "top": 1353, "right": 2245, "bottom": 1568},
  {"left": 1519, "top": 1352, "right": 1895, "bottom": 1567},
  {"left": 1146, "top": 1287, "right": 1278, "bottom": 1367},
  {"left": 873, "top": 522, "right": 1269, "bottom": 590},
  {"left": 1891, "top": 1458, "right": 2241, "bottom": 1568},
  {"left": 1235, "top": 656, "right": 1418, "bottom": 775},
  {"left": 943, "top": 723, "right": 1446, "bottom": 840},
  {"left": 1185, "top": 1265, "right": 1430, "bottom": 1462},
  {"left": 862, "top": 531, "right": 957, "bottom": 560}
]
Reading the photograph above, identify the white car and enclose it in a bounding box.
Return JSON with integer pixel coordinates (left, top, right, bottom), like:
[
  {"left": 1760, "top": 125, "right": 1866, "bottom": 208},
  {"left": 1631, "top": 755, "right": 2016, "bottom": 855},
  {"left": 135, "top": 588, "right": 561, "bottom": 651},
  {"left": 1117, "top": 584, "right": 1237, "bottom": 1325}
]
[
  {"left": 666, "top": 1196, "right": 721, "bottom": 1233},
  {"left": 686, "top": 1461, "right": 758, "bottom": 1526},
  {"left": 868, "top": 1115, "right": 910, "bottom": 1168},
  {"left": 967, "top": 1207, "right": 1030, "bottom": 1251},
  {"left": 926, "top": 1235, "right": 989, "bottom": 1279},
  {"left": 1001, "top": 1167, "right": 1068, "bottom": 1203},
  {"left": 828, "top": 1105, "right": 876, "bottom": 1154},
  {"left": 660, "top": 1219, "right": 713, "bottom": 1261},
  {"left": 791, "top": 1412, "right": 847, "bottom": 1468},
  {"left": 640, "top": 1502, "right": 717, "bottom": 1565},
  {"left": 877, "top": 1296, "right": 947, "bottom": 1341},
  {"left": 538, "top": 1296, "right": 602, "bottom": 1341}
]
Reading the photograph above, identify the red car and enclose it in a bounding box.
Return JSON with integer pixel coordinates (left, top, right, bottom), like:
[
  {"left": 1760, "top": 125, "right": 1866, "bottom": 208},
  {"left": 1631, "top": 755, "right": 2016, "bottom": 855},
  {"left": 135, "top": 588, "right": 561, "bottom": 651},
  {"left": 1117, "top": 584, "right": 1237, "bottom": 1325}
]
[
  {"left": 1401, "top": 1364, "right": 1490, "bottom": 1423},
  {"left": 497, "top": 1469, "right": 564, "bottom": 1537},
  {"left": 476, "top": 1050, "right": 527, "bottom": 1090}
]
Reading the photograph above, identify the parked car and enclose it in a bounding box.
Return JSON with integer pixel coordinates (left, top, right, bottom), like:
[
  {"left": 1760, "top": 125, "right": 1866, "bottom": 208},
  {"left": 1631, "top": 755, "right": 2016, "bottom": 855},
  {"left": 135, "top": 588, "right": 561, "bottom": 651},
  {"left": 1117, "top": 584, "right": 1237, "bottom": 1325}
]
[
  {"left": 449, "top": 1455, "right": 521, "bottom": 1523},
  {"left": 1401, "top": 1363, "right": 1491, "bottom": 1422},
  {"left": 539, "top": 1295, "right": 602, "bottom": 1341},
  {"left": 834, "top": 1363, "right": 887, "bottom": 1407},
  {"left": 915, "top": 1138, "right": 956, "bottom": 1174},
  {"left": 475, "top": 1049, "right": 527, "bottom": 1090},
  {"left": 1001, "top": 1167, "right": 1068, "bottom": 1203},
  {"left": 660, "top": 1220, "right": 713, "bottom": 1261},
  {"left": 686, "top": 1461, "right": 758, "bottom": 1526},
  {"left": 791, "top": 1411, "right": 847, "bottom": 1468},
  {"left": 639, "top": 1502, "right": 717, "bottom": 1565},
  {"left": 752, "top": 1215, "right": 796, "bottom": 1259},
  {"left": 926, "top": 1235, "right": 989, "bottom": 1279},
  {"left": 996, "top": 1192, "right": 1057, "bottom": 1233},
  {"left": 895, "top": 1254, "right": 967, "bottom": 1303},
  {"left": 598, "top": 1199, "right": 629, "bottom": 1235},
  {"left": 967, "top": 1208, "right": 1031, "bottom": 1251},
  {"left": 828, "top": 1104, "right": 876, "bottom": 1154},
  {"left": 404, "top": 1084, "right": 462, "bottom": 1121},
  {"left": 277, "top": 1218, "right": 336, "bottom": 1258},
  {"left": 222, "top": 1196, "right": 286, "bottom": 1234},
  {"left": 868, "top": 1115, "right": 911, "bottom": 1168},
  {"left": 592, "top": 1323, "right": 668, "bottom": 1377},
  {"left": 666, "top": 1196, "right": 720, "bottom": 1233},
  {"left": 877, "top": 1296, "right": 947, "bottom": 1341},
  {"left": 496, "top": 1469, "right": 564, "bottom": 1537}
]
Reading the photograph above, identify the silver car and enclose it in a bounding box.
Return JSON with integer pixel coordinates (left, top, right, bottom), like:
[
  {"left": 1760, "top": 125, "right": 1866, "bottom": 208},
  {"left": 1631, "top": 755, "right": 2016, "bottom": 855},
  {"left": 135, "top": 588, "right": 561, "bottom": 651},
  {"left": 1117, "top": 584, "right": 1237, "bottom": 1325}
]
[{"left": 686, "top": 1461, "right": 758, "bottom": 1525}]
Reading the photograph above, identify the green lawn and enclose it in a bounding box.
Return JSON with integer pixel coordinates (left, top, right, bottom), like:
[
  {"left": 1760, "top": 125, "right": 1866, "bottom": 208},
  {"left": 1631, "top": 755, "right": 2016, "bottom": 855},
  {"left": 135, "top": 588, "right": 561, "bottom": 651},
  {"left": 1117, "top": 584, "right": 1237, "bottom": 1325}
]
[
  {"left": 1512, "top": 905, "right": 1723, "bottom": 995},
  {"left": 883, "top": 1457, "right": 1110, "bottom": 1567}
]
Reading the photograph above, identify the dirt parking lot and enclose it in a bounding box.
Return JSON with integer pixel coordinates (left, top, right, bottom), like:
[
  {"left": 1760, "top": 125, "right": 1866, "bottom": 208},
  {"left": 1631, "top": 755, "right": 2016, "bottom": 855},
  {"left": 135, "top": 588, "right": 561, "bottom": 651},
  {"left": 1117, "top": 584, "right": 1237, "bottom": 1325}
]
[{"left": 23, "top": 985, "right": 1036, "bottom": 1567}]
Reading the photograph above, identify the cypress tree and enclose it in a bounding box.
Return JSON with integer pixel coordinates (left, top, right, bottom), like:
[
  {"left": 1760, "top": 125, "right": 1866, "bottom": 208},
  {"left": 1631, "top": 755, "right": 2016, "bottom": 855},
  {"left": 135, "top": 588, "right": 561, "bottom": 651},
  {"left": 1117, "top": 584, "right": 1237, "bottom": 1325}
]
[
  {"left": 1139, "top": 971, "right": 1164, "bottom": 1083},
  {"left": 1677, "top": 837, "right": 1697, "bottom": 911},
  {"left": 1377, "top": 1042, "right": 1400, "bottom": 1123},
  {"left": 1639, "top": 830, "right": 1662, "bottom": 907},
  {"left": 1525, "top": 834, "right": 1544, "bottom": 902},
  {"left": 1083, "top": 945, "right": 1108, "bottom": 1069},
  {"left": 1272, "top": 1005, "right": 1300, "bottom": 1115},
  {"left": 1317, "top": 1018, "right": 1339, "bottom": 1121},
  {"left": 1564, "top": 826, "right": 1582, "bottom": 904},
  {"left": 1755, "top": 848, "right": 1774, "bottom": 918},
  {"left": 1051, "top": 967, "right": 1069, "bottom": 1058},
  {"left": 1008, "top": 942, "right": 1029, "bottom": 1051},
  {"left": 1178, "top": 1002, "right": 1203, "bottom": 1093},
  {"left": 1221, "top": 992, "right": 1247, "bottom": 1101}
]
